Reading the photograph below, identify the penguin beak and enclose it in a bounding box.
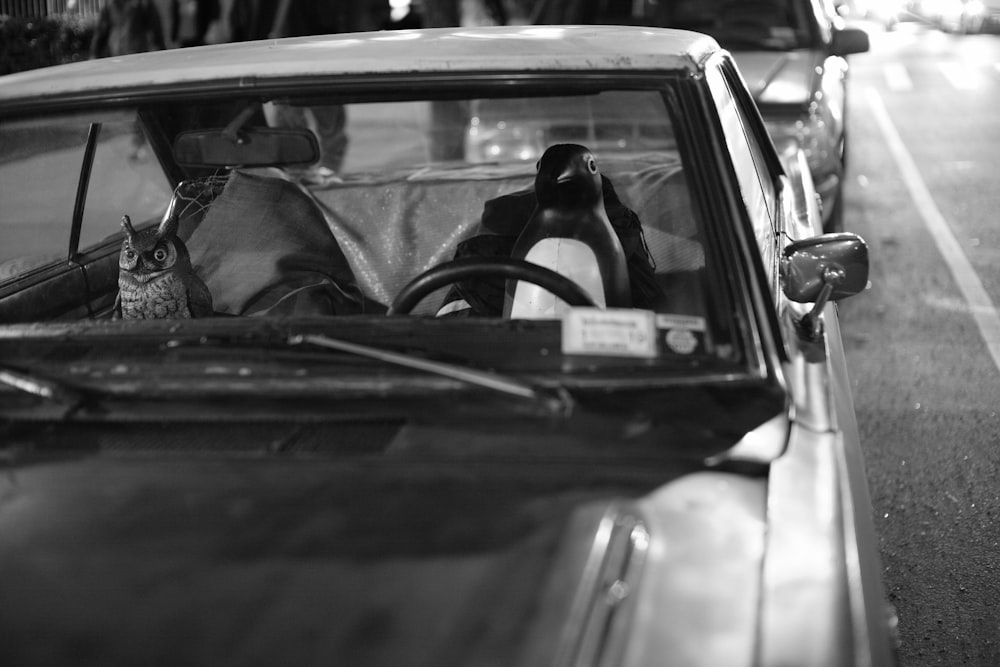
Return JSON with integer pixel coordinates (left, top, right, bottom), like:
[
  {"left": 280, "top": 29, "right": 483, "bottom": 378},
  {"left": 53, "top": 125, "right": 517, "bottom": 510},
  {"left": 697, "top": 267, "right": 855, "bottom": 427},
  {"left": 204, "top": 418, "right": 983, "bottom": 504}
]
[{"left": 555, "top": 167, "right": 575, "bottom": 184}]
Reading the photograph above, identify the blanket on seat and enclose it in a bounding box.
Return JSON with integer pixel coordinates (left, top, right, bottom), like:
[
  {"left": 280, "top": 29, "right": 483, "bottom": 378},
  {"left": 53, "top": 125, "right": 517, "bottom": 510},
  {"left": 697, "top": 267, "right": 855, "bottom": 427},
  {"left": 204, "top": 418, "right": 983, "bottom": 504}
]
[
  {"left": 309, "top": 158, "right": 703, "bottom": 317},
  {"left": 186, "top": 170, "right": 377, "bottom": 316}
]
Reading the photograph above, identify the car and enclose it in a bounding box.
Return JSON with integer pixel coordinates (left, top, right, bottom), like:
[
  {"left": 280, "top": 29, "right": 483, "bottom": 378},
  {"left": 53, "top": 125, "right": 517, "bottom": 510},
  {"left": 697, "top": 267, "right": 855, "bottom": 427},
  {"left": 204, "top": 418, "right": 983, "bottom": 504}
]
[
  {"left": 533, "top": 0, "right": 870, "bottom": 231},
  {"left": 970, "top": 0, "right": 1000, "bottom": 32},
  {"left": 924, "top": 0, "right": 1000, "bottom": 32},
  {"left": 838, "top": 0, "right": 920, "bottom": 28},
  {"left": 0, "top": 25, "right": 896, "bottom": 666},
  {"left": 861, "top": 0, "right": 912, "bottom": 28}
]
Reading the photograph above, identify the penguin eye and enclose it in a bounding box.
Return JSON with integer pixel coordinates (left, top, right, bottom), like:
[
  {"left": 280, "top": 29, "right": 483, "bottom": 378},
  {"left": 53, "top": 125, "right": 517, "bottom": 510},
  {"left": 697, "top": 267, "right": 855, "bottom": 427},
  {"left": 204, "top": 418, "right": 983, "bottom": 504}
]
[
  {"left": 153, "top": 246, "right": 168, "bottom": 262},
  {"left": 587, "top": 158, "right": 598, "bottom": 174}
]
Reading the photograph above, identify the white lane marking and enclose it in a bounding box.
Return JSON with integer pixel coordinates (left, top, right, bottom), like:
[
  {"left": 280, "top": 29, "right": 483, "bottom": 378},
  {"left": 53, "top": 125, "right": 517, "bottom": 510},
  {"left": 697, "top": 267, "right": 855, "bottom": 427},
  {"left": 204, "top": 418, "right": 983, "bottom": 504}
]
[
  {"left": 883, "top": 63, "right": 913, "bottom": 92},
  {"left": 938, "top": 62, "right": 978, "bottom": 90},
  {"left": 866, "top": 87, "right": 1000, "bottom": 375}
]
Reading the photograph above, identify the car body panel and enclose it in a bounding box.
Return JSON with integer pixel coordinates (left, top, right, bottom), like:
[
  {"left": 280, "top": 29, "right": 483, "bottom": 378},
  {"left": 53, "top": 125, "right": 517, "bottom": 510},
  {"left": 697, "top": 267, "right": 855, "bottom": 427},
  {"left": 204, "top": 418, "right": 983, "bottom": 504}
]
[
  {"left": 764, "top": 306, "right": 889, "bottom": 666},
  {"left": 622, "top": 473, "right": 766, "bottom": 667},
  {"left": 0, "top": 27, "right": 717, "bottom": 111},
  {"left": 751, "top": 48, "right": 851, "bottom": 217},
  {"left": 0, "top": 428, "right": 769, "bottom": 667}
]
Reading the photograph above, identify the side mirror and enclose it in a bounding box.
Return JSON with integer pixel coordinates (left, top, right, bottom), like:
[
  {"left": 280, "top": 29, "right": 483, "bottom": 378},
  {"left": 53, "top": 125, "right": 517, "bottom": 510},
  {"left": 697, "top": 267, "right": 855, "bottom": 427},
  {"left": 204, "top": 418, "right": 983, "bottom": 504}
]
[
  {"left": 831, "top": 27, "right": 870, "bottom": 57},
  {"left": 781, "top": 232, "right": 869, "bottom": 334}
]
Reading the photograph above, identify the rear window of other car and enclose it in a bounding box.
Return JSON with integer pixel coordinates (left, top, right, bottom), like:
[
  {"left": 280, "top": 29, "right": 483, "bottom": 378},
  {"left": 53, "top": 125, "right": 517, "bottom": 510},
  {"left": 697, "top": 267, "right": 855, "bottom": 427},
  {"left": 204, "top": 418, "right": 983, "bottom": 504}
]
[{"left": 551, "top": 0, "right": 821, "bottom": 50}]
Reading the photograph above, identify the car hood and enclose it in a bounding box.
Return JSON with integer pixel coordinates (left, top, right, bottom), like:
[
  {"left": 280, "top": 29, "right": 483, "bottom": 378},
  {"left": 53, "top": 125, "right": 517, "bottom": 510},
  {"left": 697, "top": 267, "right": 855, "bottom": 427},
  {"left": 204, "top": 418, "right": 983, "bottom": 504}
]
[
  {"left": 733, "top": 49, "right": 822, "bottom": 107},
  {"left": 0, "top": 423, "right": 768, "bottom": 667}
]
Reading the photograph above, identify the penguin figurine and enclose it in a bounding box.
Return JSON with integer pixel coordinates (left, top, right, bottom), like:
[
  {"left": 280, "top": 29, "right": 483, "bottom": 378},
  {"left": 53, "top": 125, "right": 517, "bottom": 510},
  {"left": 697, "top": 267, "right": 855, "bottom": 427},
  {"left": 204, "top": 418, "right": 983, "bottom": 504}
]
[{"left": 503, "top": 144, "right": 631, "bottom": 319}]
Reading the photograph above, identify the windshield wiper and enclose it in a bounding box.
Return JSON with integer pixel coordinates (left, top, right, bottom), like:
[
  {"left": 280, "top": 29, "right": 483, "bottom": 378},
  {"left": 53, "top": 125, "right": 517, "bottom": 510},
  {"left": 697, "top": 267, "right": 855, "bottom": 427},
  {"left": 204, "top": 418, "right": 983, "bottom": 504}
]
[
  {"left": 288, "top": 333, "right": 574, "bottom": 417},
  {"left": 0, "top": 364, "right": 88, "bottom": 419}
]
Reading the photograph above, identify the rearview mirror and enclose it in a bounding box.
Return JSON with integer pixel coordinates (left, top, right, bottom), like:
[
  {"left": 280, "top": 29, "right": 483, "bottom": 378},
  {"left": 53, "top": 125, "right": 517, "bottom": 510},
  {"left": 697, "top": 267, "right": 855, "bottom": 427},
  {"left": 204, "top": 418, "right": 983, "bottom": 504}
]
[{"left": 173, "top": 128, "right": 319, "bottom": 168}]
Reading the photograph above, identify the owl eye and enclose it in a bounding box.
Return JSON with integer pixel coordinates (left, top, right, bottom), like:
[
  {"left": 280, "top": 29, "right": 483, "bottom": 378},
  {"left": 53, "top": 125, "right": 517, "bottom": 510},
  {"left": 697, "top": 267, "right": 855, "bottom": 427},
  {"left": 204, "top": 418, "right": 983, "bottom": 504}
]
[
  {"left": 587, "top": 158, "right": 598, "bottom": 174},
  {"left": 153, "top": 246, "right": 169, "bottom": 262},
  {"left": 125, "top": 249, "right": 136, "bottom": 260}
]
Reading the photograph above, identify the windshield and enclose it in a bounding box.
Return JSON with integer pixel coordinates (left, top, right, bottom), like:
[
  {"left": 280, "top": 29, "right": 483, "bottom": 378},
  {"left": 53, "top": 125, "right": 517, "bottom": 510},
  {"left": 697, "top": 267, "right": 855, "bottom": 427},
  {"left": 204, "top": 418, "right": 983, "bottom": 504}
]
[
  {"left": 0, "top": 77, "right": 761, "bottom": 417},
  {"left": 538, "top": 0, "right": 822, "bottom": 50}
]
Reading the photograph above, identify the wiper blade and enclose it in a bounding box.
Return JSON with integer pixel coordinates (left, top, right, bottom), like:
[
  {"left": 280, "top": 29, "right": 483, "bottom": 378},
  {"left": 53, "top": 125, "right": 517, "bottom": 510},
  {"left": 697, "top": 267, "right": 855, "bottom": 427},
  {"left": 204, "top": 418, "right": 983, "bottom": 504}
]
[
  {"left": 288, "top": 333, "right": 574, "bottom": 417},
  {"left": 0, "top": 364, "right": 88, "bottom": 418}
]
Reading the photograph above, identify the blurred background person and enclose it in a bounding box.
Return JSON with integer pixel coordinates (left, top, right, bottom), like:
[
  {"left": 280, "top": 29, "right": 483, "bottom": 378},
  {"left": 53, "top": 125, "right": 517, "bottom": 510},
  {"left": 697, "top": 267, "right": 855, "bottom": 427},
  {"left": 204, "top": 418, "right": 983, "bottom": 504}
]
[
  {"left": 170, "top": 0, "right": 221, "bottom": 48},
  {"left": 418, "top": 0, "right": 509, "bottom": 27},
  {"left": 228, "top": 0, "right": 372, "bottom": 41},
  {"left": 90, "top": 0, "right": 167, "bottom": 58},
  {"left": 228, "top": 0, "right": 376, "bottom": 181},
  {"left": 91, "top": 0, "right": 167, "bottom": 161}
]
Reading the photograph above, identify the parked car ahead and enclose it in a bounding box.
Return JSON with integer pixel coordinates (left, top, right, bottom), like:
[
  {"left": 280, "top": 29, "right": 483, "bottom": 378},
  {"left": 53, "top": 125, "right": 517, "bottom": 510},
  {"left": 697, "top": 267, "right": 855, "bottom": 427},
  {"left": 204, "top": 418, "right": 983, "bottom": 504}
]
[
  {"left": 0, "top": 25, "right": 895, "bottom": 666},
  {"left": 536, "top": 0, "right": 870, "bottom": 231},
  {"left": 858, "top": 0, "right": 914, "bottom": 28},
  {"left": 924, "top": 0, "right": 1000, "bottom": 32}
]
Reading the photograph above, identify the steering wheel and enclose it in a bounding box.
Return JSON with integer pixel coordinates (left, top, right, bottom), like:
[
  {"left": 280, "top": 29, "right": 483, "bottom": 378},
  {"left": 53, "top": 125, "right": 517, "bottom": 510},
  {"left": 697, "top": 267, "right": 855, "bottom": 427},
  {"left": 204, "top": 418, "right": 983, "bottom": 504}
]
[{"left": 387, "top": 257, "right": 599, "bottom": 315}]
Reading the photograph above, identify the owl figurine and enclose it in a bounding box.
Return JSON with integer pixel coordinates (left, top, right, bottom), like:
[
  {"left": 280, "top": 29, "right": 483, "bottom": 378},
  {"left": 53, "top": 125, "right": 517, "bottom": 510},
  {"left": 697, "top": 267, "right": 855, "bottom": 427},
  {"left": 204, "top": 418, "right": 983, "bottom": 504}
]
[{"left": 113, "top": 212, "right": 213, "bottom": 320}]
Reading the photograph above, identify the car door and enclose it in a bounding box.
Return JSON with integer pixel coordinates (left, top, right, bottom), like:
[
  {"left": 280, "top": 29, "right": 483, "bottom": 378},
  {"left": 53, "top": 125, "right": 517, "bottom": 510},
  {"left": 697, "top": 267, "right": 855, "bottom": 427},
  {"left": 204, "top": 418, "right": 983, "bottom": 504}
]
[
  {"left": 705, "top": 53, "right": 897, "bottom": 663},
  {"left": 0, "top": 108, "right": 174, "bottom": 323}
]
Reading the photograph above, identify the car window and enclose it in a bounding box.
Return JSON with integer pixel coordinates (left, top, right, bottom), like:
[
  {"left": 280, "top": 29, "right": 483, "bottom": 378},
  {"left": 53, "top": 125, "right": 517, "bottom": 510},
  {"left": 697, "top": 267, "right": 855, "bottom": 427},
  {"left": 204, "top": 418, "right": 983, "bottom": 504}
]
[
  {"left": 82, "top": 113, "right": 173, "bottom": 248},
  {"left": 705, "top": 62, "right": 781, "bottom": 291},
  {"left": 0, "top": 110, "right": 172, "bottom": 281},
  {"left": 0, "top": 117, "right": 87, "bottom": 279}
]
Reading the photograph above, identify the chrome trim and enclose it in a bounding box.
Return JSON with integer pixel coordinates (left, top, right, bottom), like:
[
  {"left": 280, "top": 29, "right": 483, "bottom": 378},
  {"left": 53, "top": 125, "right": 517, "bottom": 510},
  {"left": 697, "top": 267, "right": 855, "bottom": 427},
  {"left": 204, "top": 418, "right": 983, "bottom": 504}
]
[
  {"left": 705, "top": 412, "right": 791, "bottom": 465},
  {"left": 760, "top": 424, "right": 853, "bottom": 666},
  {"left": 555, "top": 510, "right": 649, "bottom": 667}
]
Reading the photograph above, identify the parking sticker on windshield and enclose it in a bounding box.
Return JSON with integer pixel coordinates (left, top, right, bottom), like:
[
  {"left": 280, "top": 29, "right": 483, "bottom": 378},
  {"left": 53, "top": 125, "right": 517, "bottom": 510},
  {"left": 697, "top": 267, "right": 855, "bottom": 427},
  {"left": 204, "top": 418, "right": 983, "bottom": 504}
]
[
  {"left": 656, "top": 314, "right": 706, "bottom": 355},
  {"left": 562, "top": 308, "right": 657, "bottom": 358}
]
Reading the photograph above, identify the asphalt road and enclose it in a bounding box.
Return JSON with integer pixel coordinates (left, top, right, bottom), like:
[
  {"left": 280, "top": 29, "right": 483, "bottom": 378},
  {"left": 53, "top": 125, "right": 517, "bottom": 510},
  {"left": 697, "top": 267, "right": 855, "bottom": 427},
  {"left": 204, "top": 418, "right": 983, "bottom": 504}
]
[{"left": 836, "top": 18, "right": 1000, "bottom": 666}]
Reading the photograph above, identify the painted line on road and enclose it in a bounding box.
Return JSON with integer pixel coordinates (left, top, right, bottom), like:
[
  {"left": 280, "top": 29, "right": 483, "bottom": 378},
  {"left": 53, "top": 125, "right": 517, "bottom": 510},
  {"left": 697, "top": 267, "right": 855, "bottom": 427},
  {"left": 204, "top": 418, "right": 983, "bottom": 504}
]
[
  {"left": 866, "top": 87, "right": 1000, "bottom": 375},
  {"left": 883, "top": 63, "right": 913, "bottom": 92},
  {"left": 938, "top": 62, "right": 979, "bottom": 91}
]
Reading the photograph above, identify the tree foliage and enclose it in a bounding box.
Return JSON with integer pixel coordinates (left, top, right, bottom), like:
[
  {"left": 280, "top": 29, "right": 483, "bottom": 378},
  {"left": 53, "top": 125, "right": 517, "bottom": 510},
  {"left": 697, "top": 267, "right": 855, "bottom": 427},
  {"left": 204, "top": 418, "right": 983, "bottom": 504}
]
[{"left": 0, "top": 14, "right": 96, "bottom": 75}]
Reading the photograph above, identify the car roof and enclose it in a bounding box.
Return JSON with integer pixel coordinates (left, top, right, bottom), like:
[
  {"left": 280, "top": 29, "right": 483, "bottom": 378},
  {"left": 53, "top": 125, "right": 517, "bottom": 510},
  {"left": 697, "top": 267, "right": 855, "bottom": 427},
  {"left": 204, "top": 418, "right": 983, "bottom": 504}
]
[{"left": 0, "top": 25, "right": 720, "bottom": 109}]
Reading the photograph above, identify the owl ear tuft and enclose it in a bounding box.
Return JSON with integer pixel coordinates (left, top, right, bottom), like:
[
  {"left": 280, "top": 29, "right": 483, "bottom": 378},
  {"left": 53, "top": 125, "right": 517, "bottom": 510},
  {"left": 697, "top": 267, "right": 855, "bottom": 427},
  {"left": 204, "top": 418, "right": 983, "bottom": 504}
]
[{"left": 121, "top": 215, "right": 137, "bottom": 240}]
